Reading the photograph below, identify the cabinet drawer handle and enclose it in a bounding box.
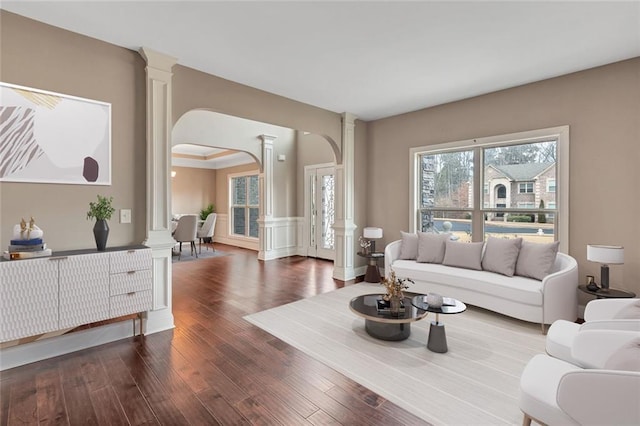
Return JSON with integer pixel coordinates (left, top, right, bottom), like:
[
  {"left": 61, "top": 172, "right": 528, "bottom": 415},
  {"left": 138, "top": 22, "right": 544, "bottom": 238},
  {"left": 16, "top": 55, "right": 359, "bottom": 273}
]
[
  {"left": 127, "top": 250, "right": 136, "bottom": 254},
  {"left": 50, "top": 256, "right": 68, "bottom": 261},
  {"left": 127, "top": 270, "right": 136, "bottom": 275},
  {"left": 127, "top": 292, "right": 136, "bottom": 296}
]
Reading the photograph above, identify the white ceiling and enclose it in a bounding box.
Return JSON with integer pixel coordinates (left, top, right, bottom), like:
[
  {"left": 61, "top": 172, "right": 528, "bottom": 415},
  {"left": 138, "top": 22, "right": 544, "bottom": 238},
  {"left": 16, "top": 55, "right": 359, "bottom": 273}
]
[
  {"left": 172, "top": 144, "right": 255, "bottom": 170},
  {"left": 2, "top": 1, "right": 639, "bottom": 121}
]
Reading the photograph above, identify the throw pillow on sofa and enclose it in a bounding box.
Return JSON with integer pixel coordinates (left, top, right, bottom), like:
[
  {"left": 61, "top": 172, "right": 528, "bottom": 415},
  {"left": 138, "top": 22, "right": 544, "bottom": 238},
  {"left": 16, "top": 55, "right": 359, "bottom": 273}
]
[
  {"left": 398, "top": 231, "right": 419, "bottom": 260},
  {"left": 442, "top": 240, "right": 484, "bottom": 270},
  {"left": 515, "top": 240, "right": 560, "bottom": 280},
  {"left": 417, "top": 232, "right": 449, "bottom": 264},
  {"left": 482, "top": 236, "right": 522, "bottom": 277}
]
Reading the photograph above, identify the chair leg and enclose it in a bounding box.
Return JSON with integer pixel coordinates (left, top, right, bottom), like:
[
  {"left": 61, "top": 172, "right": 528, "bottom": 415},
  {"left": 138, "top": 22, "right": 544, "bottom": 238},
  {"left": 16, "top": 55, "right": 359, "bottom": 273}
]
[
  {"left": 178, "top": 242, "right": 182, "bottom": 260},
  {"left": 199, "top": 238, "right": 202, "bottom": 254},
  {"left": 522, "top": 413, "right": 532, "bottom": 426}
]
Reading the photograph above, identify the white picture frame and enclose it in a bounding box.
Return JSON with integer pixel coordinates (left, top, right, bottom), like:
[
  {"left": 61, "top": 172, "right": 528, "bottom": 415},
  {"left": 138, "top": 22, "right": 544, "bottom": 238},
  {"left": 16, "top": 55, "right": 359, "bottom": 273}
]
[{"left": 0, "top": 82, "right": 111, "bottom": 185}]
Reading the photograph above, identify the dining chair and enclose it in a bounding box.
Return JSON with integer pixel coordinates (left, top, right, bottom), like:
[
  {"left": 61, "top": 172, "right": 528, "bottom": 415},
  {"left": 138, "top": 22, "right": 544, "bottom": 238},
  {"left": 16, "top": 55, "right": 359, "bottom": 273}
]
[
  {"left": 197, "top": 213, "right": 217, "bottom": 253},
  {"left": 172, "top": 214, "right": 198, "bottom": 260}
]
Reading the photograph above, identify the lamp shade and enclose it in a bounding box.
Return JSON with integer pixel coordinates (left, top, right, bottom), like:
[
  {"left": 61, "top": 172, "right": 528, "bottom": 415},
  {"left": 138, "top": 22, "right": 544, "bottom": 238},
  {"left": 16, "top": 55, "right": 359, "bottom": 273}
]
[
  {"left": 587, "top": 244, "right": 624, "bottom": 264},
  {"left": 363, "top": 227, "right": 383, "bottom": 239}
]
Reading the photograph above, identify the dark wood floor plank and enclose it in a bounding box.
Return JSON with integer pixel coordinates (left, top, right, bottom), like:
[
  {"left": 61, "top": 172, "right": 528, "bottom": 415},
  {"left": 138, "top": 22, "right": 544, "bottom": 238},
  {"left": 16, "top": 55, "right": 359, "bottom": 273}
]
[
  {"left": 35, "top": 369, "right": 68, "bottom": 425},
  {"left": 284, "top": 373, "right": 369, "bottom": 426},
  {"left": 307, "top": 409, "right": 342, "bottom": 426},
  {"left": 136, "top": 333, "right": 222, "bottom": 425},
  {"left": 97, "top": 346, "right": 159, "bottom": 425},
  {"left": 0, "top": 376, "right": 13, "bottom": 425},
  {"left": 1, "top": 244, "right": 425, "bottom": 425},
  {"left": 195, "top": 389, "right": 249, "bottom": 425},
  {"left": 88, "top": 386, "right": 129, "bottom": 426},
  {"left": 325, "top": 384, "right": 405, "bottom": 426},
  {"left": 58, "top": 354, "right": 100, "bottom": 426},
  {"left": 7, "top": 374, "right": 38, "bottom": 425},
  {"left": 110, "top": 342, "right": 190, "bottom": 426}
]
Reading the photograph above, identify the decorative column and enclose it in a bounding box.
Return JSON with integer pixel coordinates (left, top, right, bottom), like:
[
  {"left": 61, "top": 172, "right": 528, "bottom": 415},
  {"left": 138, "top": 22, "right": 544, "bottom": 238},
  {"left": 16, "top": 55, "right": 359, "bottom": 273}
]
[
  {"left": 139, "top": 47, "right": 177, "bottom": 334},
  {"left": 333, "top": 113, "right": 357, "bottom": 280},
  {"left": 258, "top": 134, "right": 277, "bottom": 260}
]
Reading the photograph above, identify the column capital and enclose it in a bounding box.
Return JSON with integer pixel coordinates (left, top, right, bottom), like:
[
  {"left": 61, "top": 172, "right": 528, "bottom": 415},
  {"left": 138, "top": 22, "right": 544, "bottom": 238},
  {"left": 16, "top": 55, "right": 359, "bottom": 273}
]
[
  {"left": 341, "top": 112, "right": 357, "bottom": 127},
  {"left": 260, "top": 134, "right": 278, "bottom": 143},
  {"left": 139, "top": 47, "right": 178, "bottom": 71}
]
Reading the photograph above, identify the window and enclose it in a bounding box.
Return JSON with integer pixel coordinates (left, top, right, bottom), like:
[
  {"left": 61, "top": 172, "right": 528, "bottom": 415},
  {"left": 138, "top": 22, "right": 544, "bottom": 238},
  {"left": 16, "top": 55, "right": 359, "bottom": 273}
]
[
  {"left": 411, "top": 126, "right": 568, "bottom": 251},
  {"left": 417, "top": 150, "right": 473, "bottom": 236},
  {"left": 230, "top": 173, "right": 259, "bottom": 238},
  {"left": 547, "top": 178, "right": 556, "bottom": 193},
  {"left": 518, "top": 182, "right": 534, "bottom": 193}
]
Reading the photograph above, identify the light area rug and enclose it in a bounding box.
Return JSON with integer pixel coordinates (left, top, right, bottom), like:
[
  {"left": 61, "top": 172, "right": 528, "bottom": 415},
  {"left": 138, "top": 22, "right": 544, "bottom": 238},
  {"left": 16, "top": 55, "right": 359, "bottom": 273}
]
[{"left": 244, "top": 282, "right": 546, "bottom": 425}]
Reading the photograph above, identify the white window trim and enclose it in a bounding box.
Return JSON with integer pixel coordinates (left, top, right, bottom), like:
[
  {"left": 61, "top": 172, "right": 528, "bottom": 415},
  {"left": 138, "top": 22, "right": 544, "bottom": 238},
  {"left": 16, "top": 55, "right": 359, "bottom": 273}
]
[
  {"left": 518, "top": 182, "right": 534, "bottom": 194},
  {"left": 228, "top": 170, "right": 260, "bottom": 240},
  {"left": 409, "top": 125, "right": 569, "bottom": 253},
  {"left": 547, "top": 178, "right": 557, "bottom": 193}
]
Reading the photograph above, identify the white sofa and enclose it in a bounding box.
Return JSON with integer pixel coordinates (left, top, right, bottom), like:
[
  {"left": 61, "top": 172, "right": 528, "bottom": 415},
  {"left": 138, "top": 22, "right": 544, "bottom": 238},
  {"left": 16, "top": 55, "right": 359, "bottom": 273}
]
[{"left": 384, "top": 239, "right": 579, "bottom": 330}]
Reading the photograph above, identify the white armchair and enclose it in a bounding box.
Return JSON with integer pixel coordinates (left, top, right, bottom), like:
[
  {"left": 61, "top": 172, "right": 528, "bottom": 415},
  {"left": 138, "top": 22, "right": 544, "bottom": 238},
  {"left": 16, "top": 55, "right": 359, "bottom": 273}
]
[
  {"left": 520, "top": 329, "right": 640, "bottom": 426},
  {"left": 546, "top": 299, "right": 640, "bottom": 365}
]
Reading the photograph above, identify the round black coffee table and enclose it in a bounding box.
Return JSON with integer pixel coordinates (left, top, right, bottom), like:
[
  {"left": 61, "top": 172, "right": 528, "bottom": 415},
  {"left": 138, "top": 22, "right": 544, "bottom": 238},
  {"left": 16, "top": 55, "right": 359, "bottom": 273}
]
[
  {"left": 411, "top": 294, "right": 466, "bottom": 353},
  {"left": 349, "top": 293, "right": 429, "bottom": 341}
]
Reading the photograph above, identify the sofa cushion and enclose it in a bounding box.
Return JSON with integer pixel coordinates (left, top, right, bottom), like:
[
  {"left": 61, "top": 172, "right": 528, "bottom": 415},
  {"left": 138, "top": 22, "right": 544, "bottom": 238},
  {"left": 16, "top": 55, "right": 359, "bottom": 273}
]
[
  {"left": 417, "top": 232, "right": 449, "bottom": 264},
  {"left": 604, "top": 337, "right": 640, "bottom": 371},
  {"left": 442, "top": 241, "right": 483, "bottom": 270},
  {"left": 516, "top": 241, "right": 560, "bottom": 281},
  {"left": 392, "top": 260, "right": 543, "bottom": 305},
  {"left": 613, "top": 300, "right": 640, "bottom": 319},
  {"left": 398, "top": 231, "right": 418, "bottom": 260},
  {"left": 482, "top": 237, "right": 522, "bottom": 277}
]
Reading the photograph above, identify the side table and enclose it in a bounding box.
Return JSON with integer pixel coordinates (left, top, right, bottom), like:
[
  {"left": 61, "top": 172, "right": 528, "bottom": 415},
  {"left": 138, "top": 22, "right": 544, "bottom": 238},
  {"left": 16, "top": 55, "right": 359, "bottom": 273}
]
[
  {"left": 578, "top": 285, "right": 636, "bottom": 299},
  {"left": 357, "top": 251, "right": 384, "bottom": 283}
]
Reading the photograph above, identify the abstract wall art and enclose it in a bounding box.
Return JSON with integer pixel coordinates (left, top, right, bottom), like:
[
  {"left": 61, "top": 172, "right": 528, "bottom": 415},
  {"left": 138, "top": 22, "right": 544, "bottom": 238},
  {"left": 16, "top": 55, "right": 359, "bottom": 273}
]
[{"left": 0, "top": 82, "right": 111, "bottom": 185}]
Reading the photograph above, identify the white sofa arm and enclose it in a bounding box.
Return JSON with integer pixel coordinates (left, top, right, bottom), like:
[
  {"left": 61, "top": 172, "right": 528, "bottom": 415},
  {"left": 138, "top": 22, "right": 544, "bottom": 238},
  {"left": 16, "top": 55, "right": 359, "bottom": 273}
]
[
  {"left": 541, "top": 253, "right": 579, "bottom": 323},
  {"left": 585, "top": 299, "right": 640, "bottom": 321},
  {"left": 558, "top": 370, "right": 640, "bottom": 425},
  {"left": 384, "top": 240, "right": 402, "bottom": 274}
]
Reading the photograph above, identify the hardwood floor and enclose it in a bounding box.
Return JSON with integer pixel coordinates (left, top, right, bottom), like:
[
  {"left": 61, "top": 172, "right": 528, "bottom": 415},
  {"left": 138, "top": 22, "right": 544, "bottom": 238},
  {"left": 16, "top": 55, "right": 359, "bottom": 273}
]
[{"left": 0, "top": 245, "right": 429, "bottom": 425}]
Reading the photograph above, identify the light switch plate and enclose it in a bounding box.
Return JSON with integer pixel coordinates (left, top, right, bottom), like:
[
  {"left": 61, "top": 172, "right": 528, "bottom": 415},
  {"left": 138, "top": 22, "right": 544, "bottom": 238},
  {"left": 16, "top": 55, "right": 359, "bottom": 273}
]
[{"left": 120, "top": 209, "right": 131, "bottom": 224}]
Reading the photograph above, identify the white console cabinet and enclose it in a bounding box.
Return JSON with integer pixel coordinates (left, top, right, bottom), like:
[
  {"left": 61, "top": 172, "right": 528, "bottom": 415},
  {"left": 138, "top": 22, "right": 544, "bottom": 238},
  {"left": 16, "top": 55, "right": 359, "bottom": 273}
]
[{"left": 0, "top": 246, "right": 152, "bottom": 343}]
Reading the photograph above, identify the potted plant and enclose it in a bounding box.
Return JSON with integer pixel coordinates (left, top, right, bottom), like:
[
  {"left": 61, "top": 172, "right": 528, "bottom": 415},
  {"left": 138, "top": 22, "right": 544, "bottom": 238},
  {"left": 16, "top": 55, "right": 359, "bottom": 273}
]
[
  {"left": 87, "top": 195, "right": 115, "bottom": 251},
  {"left": 199, "top": 203, "right": 215, "bottom": 221}
]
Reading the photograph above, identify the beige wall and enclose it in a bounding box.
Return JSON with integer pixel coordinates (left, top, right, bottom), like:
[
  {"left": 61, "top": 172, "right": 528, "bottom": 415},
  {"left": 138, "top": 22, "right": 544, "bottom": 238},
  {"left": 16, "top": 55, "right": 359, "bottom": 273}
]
[
  {"left": 295, "top": 131, "right": 337, "bottom": 216},
  {"left": 170, "top": 166, "right": 216, "bottom": 216},
  {"left": 172, "top": 65, "right": 343, "bottom": 151},
  {"left": 0, "top": 11, "right": 146, "bottom": 251},
  {"left": 1, "top": 12, "right": 356, "bottom": 256},
  {"left": 367, "top": 58, "right": 640, "bottom": 294}
]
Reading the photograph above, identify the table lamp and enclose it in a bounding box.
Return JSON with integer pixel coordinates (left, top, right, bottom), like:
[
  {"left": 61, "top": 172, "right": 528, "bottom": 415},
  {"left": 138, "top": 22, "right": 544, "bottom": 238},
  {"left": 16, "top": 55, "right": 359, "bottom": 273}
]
[
  {"left": 587, "top": 244, "right": 624, "bottom": 290},
  {"left": 363, "top": 227, "right": 383, "bottom": 253}
]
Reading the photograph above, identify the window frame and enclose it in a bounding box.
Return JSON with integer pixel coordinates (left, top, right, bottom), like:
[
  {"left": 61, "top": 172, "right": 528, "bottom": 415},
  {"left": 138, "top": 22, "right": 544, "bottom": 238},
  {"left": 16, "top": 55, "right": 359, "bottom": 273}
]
[
  {"left": 547, "top": 178, "right": 556, "bottom": 193},
  {"left": 518, "top": 182, "right": 534, "bottom": 194},
  {"left": 228, "top": 171, "right": 260, "bottom": 240},
  {"left": 409, "top": 126, "right": 569, "bottom": 253}
]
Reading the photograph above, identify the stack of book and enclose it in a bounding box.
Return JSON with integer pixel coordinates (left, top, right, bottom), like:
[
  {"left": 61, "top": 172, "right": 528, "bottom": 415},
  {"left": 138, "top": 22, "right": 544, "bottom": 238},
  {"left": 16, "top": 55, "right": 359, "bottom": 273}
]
[
  {"left": 376, "top": 298, "right": 406, "bottom": 314},
  {"left": 3, "top": 238, "right": 52, "bottom": 260}
]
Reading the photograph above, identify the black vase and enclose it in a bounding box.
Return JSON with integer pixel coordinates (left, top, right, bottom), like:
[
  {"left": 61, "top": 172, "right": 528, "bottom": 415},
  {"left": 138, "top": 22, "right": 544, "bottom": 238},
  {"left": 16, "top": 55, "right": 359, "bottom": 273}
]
[{"left": 93, "top": 219, "right": 109, "bottom": 251}]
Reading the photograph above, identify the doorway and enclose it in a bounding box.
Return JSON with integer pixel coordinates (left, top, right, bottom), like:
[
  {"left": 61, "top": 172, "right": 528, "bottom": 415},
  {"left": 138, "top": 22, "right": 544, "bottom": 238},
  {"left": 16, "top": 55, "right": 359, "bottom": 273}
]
[{"left": 305, "top": 164, "right": 336, "bottom": 261}]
